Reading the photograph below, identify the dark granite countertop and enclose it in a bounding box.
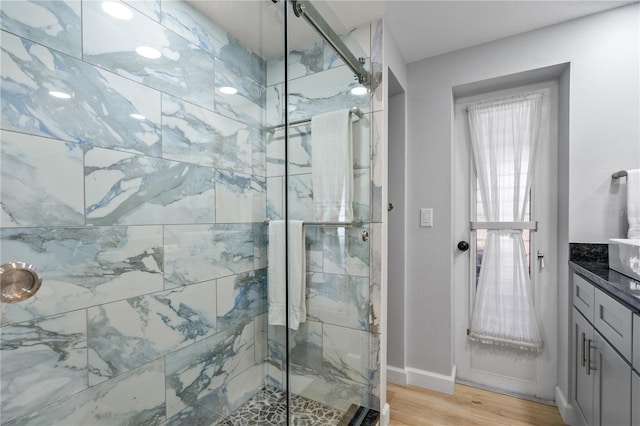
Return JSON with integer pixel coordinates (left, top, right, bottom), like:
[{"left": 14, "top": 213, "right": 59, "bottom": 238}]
[{"left": 570, "top": 261, "right": 640, "bottom": 312}]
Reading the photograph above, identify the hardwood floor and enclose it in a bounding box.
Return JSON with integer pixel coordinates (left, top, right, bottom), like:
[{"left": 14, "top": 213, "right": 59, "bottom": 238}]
[{"left": 387, "top": 382, "right": 566, "bottom": 426}]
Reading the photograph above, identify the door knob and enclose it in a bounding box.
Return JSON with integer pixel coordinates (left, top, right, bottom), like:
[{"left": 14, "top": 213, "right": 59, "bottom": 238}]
[{"left": 457, "top": 241, "right": 470, "bottom": 251}]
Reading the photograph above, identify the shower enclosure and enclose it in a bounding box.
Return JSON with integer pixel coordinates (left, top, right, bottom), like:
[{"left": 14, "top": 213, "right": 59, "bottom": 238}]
[{"left": 0, "top": 0, "right": 383, "bottom": 424}]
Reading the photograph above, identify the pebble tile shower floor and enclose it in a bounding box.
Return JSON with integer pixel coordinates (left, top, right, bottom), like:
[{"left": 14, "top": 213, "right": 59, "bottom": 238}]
[{"left": 214, "top": 387, "right": 345, "bottom": 426}]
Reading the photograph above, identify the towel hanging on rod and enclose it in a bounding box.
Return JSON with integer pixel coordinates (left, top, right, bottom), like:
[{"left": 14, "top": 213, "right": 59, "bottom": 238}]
[{"left": 626, "top": 169, "right": 640, "bottom": 239}]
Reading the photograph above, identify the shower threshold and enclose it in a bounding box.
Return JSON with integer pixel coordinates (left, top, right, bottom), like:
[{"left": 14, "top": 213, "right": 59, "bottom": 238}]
[{"left": 214, "top": 386, "right": 344, "bottom": 426}]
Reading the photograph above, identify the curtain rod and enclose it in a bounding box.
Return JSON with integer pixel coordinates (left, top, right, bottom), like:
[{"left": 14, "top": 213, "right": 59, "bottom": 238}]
[
  {"left": 265, "top": 106, "right": 363, "bottom": 133},
  {"left": 291, "top": 0, "right": 370, "bottom": 86}
]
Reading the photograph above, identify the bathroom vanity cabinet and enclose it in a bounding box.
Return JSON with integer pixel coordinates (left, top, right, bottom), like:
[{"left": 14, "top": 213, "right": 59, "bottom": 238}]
[
  {"left": 571, "top": 272, "right": 636, "bottom": 426},
  {"left": 633, "top": 315, "right": 640, "bottom": 426}
]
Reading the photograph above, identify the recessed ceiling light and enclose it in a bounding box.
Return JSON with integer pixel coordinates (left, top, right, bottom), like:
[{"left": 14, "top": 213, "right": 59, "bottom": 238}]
[
  {"left": 130, "top": 113, "right": 146, "bottom": 120},
  {"left": 136, "top": 46, "right": 161, "bottom": 59},
  {"left": 101, "top": 2, "right": 133, "bottom": 20},
  {"left": 219, "top": 86, "right": 238, "bottom": 95},
  {"left": 48, "top": 90, "right": 72, "bottom": 99},
  {"left": 350, "top": 86, "right": 368, "bottom": 96}
]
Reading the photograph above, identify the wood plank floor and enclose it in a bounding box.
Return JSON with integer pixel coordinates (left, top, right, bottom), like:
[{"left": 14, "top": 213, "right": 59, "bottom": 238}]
[{"left": 387, "top": 382, "right": 566, "bottom": 426}]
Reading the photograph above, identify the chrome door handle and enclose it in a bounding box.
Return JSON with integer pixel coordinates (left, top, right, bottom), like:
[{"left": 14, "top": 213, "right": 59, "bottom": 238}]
[{"left": 586, "top": 339, "right": 596, "bottom": 375}]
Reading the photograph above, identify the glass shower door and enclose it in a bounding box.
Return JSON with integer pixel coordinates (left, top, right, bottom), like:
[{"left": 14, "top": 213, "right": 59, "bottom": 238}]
[{"left": 270, "top": 2, "right": 378, "bottom": 422}]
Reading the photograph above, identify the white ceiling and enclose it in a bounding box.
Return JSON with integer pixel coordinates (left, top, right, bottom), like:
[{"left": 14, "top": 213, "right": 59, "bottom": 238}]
[
  {"left": 188, "top": 0, "right": 637, "bottom": 63},
  {"left": 353, "top": 1, "right": 638, "bottom": 64}
]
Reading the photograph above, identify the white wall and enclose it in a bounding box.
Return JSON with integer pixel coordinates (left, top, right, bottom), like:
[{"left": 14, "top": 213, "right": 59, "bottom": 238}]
[{"left": 403, "top": 2, "right": 640, "bottom": 399}]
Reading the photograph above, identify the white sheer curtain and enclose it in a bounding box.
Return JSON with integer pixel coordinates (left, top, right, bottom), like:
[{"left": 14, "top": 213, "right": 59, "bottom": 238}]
[{"left": 467, "top": 92, "right": 544, "bottom": 351}]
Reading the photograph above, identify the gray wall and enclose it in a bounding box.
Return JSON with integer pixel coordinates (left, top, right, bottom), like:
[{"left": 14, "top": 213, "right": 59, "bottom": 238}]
[
  {"left": 381, "top": 22, "right": 409, "bottom": 412},
  {"left": 402, "top": 3, "right": 640, "bottom": 392},
  {"left": 387, "top": 88, "right": 407, "bottom": 369},
  {"left": 557, "top": 66, "right": 572, "bottom": 400}
]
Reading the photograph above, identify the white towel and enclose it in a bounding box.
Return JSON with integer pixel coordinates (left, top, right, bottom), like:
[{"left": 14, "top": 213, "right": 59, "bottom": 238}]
[
  {"left": 311, "top": 109, "right": 354, "bottom": 222},
  {"left": 268, "top": 220, "right": 286, "bottom": 326},
  {"left": 268, "top": 220, "right": 306, "bottom": 330},
  {"left": 627, "top": 169, "right": 640, "bottom": 239},
  {"left": 287, "top": 220, "right": 306, "bottom": 329}
]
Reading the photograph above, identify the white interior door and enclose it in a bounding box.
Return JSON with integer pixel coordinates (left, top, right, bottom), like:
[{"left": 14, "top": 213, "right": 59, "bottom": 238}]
[{"left": 453, "top": 81, "right": 558, "bottom": 400}]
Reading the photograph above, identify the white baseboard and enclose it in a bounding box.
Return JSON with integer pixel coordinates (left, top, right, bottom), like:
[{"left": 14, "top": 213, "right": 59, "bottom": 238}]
[
  {"left": 386, "top": 365, "right": 407, "bottom": 386},
  {"left": 379, "top": 403, "right": 390, "bottom": 426},
  {"left": 555, "top": 385, "right": 578, "bottom": 425},
  {"left": 386, "top": 365, "right": 456, "bottom": 395},
  {"left": 407, "top": 365, "right": 456, "bottom": 395}
]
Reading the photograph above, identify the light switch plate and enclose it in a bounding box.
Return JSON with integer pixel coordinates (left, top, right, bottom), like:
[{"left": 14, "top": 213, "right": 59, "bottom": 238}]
[{"left": 420, "top": 208, "right": 433, "bottom": 227}]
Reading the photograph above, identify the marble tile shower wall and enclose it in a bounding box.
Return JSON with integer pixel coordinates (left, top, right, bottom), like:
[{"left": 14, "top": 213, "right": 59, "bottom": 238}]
[
  {"left": 0, "top": 1, "right": 270, "bottom": 425},
  {"left": 263, "top": 21, "right": 383, "bottom": 413}
]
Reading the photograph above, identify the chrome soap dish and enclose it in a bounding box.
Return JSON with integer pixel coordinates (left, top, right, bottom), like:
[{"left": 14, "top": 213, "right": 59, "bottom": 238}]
[{"left": 0, "top": 262, "right": 42, "bottom": 303}]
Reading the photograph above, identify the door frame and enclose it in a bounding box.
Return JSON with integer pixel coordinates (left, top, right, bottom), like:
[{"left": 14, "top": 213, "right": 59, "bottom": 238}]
[{"left": 452, "top": 80, "right": 559, "bottom": 400}]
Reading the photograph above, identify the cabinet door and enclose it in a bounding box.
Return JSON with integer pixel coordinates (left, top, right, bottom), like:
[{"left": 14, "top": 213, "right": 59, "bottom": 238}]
[
  {"left": 574, "top": 273, "right": 596, "bottom": 322},
  {"left": 593, "top": 331, "right": 631, "bottom": 426},
  {"left": 632, "top": 371, "right": 640, "bottom": 426},
  {"left": 574, "top": 308, "right": 594, "bottom": 426},
  {"left": 633, "top": 314, "right": 640, "bottom": 371},
  {"left": 594, "top": 288, "right": 633, "bottom": 361}
]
